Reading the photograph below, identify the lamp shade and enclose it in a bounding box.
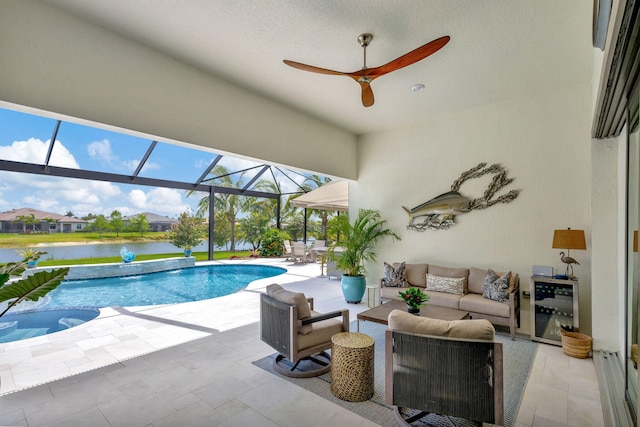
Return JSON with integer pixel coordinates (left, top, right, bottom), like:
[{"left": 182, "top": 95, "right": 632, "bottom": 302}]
[{"left": 552, "top": 228, "right": 586, "bottom": 250}]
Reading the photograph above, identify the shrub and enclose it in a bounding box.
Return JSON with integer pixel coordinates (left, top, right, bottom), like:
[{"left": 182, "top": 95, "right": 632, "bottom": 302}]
[{"left": 259, "top": 228, "right": 291, "bottom": 257}]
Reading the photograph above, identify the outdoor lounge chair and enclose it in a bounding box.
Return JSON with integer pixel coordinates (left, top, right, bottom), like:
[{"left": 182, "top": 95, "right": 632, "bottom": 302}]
[
  {"left": 385, "top": 310, "right": 504, "bottom": 426},
  {"left": 308, "top": 240, "right": 326, "bottom": 262},
  {"left": 260, "top": 284, "right": 349, "bottom": 377},
  {"left": 283, "top": 240, "right": 294, "bottom": 261},
  {"left": 291, "top": 241, "right": 311, "bottom": 263}
]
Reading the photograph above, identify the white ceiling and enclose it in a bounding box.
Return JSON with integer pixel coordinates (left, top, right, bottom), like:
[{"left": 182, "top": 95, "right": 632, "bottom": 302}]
[{"left": 41, "top": 0, "right": 594, "bottom": 135}]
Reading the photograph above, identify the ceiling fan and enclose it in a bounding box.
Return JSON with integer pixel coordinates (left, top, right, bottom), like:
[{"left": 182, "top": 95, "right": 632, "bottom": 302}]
[{"left": 283, "top": 33, "right": 450, "bottom": 107}]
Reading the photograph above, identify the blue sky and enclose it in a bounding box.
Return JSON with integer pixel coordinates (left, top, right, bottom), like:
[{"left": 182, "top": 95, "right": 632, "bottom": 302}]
[{"left": 0, "top": 107, "right": 309, "bottom": 218}]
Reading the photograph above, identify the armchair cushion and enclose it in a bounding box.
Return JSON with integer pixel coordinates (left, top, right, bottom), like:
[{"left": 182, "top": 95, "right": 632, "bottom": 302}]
[
  {"left": 297, "top": 312, "right": 346, "bottom": 351},
  {"left": 267, "top": 284, "right": 313, "bottom": 334},
  {"left": 388, "top": 309, "right": 495, "bottom": 340}
]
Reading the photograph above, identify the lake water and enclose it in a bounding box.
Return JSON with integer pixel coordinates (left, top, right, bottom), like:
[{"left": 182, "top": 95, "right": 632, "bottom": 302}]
[{"left": 0, "top": 241, "right": 248, "bottom": 262}]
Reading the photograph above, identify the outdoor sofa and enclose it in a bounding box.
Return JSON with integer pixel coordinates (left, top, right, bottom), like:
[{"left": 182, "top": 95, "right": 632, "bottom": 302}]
[{"left": 380, "top": 262, "right": 520, "bottom": 340}]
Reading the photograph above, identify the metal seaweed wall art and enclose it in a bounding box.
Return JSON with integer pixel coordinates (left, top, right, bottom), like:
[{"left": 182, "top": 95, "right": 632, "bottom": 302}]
[{"left": 403, "top": 163, "right": 519, "bottom": 231}]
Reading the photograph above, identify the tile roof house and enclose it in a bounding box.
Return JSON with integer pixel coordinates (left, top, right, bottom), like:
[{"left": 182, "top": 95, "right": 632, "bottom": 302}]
[
  {"left": 0, "top": 207, "right": 87, "bottom": 233},
  {"left": 123, "top": 212, "right": 178, "bottom": 232}
]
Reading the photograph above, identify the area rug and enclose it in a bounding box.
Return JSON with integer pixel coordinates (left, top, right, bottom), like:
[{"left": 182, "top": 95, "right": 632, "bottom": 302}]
[{"left": 253, "top": 321, "right": 537, "bottom": 427}]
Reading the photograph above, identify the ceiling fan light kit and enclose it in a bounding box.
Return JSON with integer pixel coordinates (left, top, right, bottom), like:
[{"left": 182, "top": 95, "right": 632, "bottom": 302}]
[{"left": 283, "top": 33, "right": 450, "bottom": 107}]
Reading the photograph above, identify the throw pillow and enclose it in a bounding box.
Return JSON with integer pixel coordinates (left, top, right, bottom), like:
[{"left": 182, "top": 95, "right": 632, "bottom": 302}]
[
  {"left": 425, "top": 274, "right": 465, "bottom": 295},
  {"left": 382, "top": 262, "right": 408, "bottom": 287},
  {"left": 266, "top": 283, "right": 313, "bottom": 334},
  {"left": 482, "top": 269, "right": 511, "bottom": 303}
]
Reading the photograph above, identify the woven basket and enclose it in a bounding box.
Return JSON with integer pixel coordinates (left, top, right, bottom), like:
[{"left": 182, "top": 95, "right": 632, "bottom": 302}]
[{"left": 560, "top": 329, "right": 592, "bottom": 359}]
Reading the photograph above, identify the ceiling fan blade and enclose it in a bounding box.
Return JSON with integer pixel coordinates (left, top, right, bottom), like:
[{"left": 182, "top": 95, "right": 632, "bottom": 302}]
[
  {"left": 283, "top": 60, "right": 347, "bottom": 76},
  {"left": 360, "top": 82, "right": 375, "bottom": 107},
  {"left": 368, "top": 35, "right": 450, "bottom": 77}
]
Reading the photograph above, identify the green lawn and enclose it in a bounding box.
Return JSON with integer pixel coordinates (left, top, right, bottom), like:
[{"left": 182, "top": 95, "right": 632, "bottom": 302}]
[
  {"left": 0, "top": 232, "right": 168, "bottom": 248},
  {"left": 0, "top": 233, "right": 253, "bottom": 264}
]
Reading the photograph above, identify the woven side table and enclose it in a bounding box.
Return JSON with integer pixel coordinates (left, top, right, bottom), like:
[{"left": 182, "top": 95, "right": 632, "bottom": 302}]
[{"left": 330, "top": 332, "right": 375, "bottom": 402}]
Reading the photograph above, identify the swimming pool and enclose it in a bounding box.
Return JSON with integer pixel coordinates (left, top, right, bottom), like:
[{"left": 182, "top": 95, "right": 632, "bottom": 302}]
[
  {"left": 43, "top": 264, "right": 286, "bottom": 309},
  {"left": 1, "top": 264, "right": 286, "bottom": 343},
  {"left": 0, "top": 308, "right": 100, "bottom": 344}
]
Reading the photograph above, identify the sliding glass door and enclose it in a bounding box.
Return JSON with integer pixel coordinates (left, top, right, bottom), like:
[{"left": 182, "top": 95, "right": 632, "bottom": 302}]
[{"left": 626, "top": 82, "right": 639, "bottom": 421}]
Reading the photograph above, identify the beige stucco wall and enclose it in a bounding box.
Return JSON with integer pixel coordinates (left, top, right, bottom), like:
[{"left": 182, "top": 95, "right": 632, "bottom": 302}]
[
  {"left": 0, "top": 0, "right": 357, "bottom": 180},
  {"left": 355, "top": 83, "right": 593, "bottom": 339}
]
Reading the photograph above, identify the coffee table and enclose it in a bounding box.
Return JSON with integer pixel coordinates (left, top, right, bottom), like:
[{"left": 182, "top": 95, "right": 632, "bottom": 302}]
[{"left": 356, "top": 300, "right": 469, "bottom": 332}]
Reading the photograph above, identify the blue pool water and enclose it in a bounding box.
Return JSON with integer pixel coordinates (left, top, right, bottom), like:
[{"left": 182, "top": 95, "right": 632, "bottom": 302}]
[
  {"left": 43, "top": 264, "right": 286, "bottom": 309},
  {"left": 1, "top": 264, "right": 286, "bottom": 343},
  {"left": 0, "top": 308, "right": 100, "bottom": 344}
]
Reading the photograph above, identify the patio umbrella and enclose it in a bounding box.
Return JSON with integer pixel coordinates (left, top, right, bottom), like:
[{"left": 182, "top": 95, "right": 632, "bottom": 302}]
[{"left": 290, "top": 180, "right": 348, "bottom": 212}]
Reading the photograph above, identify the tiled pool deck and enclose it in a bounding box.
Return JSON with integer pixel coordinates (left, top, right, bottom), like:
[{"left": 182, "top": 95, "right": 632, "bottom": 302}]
[{"left": 0, "top": 259, "right": 604, "bottom": 426}]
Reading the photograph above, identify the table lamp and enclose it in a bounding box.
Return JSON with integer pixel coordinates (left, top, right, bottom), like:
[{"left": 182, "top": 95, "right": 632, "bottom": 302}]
[{"left": 552, "top": 228, "right": 586, "bottom": 279}]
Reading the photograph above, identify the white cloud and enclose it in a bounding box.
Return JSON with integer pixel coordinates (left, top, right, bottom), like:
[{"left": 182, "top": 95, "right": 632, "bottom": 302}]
[
  {"left": 128, "top": 189, "right": 147, "bottom": 209},
  {"left": 126, "top": 187, "right": 189, "bottom": 216},
  {"left": 0, "top": 138, "right": 79, "bottom": 168},
  {"left": 87, "top": 139, "right": 116, "bottom": 162},
  {"left": 86, "top": 139, "right": 159, "bottom": 172}
]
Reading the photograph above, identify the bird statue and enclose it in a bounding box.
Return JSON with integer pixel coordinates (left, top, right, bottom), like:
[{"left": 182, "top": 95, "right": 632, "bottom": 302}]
[{"left": 559, "top": 251, "right": 579, "bottom": 278}]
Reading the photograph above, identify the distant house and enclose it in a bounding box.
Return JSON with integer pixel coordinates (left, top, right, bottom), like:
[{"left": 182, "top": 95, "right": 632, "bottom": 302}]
[
  {"left": 123, "top": 212, "right": 178, "bottom": 232},
  {"left": 0, "top": 207, "right": 87, "bottom": 233}
]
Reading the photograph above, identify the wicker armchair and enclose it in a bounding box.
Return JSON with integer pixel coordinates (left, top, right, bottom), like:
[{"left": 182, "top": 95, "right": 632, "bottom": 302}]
[
  {"left": 385, "top": 310, "right": 504, "bottom": 426},
  {"left": 260, "top": 284, "right": 349, "bottom": 377}
]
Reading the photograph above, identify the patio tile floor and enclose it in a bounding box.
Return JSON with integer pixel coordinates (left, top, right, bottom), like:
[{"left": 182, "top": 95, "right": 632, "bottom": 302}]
[{"left": 0, "top": 259, "right": 604, "bottom": 426}]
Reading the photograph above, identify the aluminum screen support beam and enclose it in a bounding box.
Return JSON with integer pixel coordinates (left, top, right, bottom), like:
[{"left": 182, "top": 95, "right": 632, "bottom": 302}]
[{"left": 208, "top": 186, "right": 215, "bottom": 261}]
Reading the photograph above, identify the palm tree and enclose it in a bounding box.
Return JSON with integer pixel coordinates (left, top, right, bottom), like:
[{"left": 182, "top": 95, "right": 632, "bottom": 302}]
[
  {"left": 187, "top": 165, "right": 248, "bottom": 251},
  {"left": 14, "top": 214, "right": 40, "bottom": 233}
]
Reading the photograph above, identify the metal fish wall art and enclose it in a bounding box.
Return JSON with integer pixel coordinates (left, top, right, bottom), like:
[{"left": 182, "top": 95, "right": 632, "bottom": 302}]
[{"left": 403, "top": 163, "right": 519, "bottom": 231}]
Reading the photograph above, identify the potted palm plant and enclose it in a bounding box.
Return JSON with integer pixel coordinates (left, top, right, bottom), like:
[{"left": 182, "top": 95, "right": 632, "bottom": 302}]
[{"left": 328, "top": 209, "right": 400, "bottom": 303}]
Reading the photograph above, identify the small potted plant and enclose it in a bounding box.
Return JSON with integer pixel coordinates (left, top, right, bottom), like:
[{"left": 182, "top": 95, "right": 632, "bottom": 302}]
[
  {"left": 16, "top": 248, "right": 47, "bottom": 268},
  {"left": 399, "top": 287, "right": 429, "bottom": 315}
]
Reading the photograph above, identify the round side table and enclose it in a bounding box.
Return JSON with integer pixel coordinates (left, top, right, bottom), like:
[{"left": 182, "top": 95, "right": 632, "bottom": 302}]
[{"left": 330, "top": 332, "right": 375, "bottom": 402}]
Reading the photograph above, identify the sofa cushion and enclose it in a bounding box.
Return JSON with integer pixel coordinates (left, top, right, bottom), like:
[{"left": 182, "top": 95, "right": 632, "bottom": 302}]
[
  {"left": 482, "top": 269, "right": 511, "bottom": 303},
  {"left": 424, "top": 290, "right": 463, "bottom": 309},
  {"left": 459, "top": 293, "right": 511, "bottom": 318},
  {"left": 267, "top": 284, "right": 313, "bottom": 334},
  {"left": 381, "top": 285, "right": 409, "bottom": 301},
  {"left": 399, "top": 263, "right": 428, "bottom": 287},
  {"left": 388, "top": 309, "right": 494, "bottom": 340},
  {"left": 382, "top": 262, "right": 408, "bottom": 287},
  {"left": 507, "top": 273, "right": 519, "bottom": 293},
  {"left": 428, "top": 264, "right": 469, "bottom": 292},
  {"left": 426, "top": 273, "right": 465, "bottom": 295},
  {"left": 468, "top": 267, "right": 488, "bottom": 294}
]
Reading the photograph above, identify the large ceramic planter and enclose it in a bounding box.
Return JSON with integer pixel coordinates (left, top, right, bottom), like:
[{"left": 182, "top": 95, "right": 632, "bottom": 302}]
[
  {"left": 341, "top": 275, "right": 366, "bottom": 304},
  {"left": 184, "top": 249, "right": 192, "bottom": 257}
]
